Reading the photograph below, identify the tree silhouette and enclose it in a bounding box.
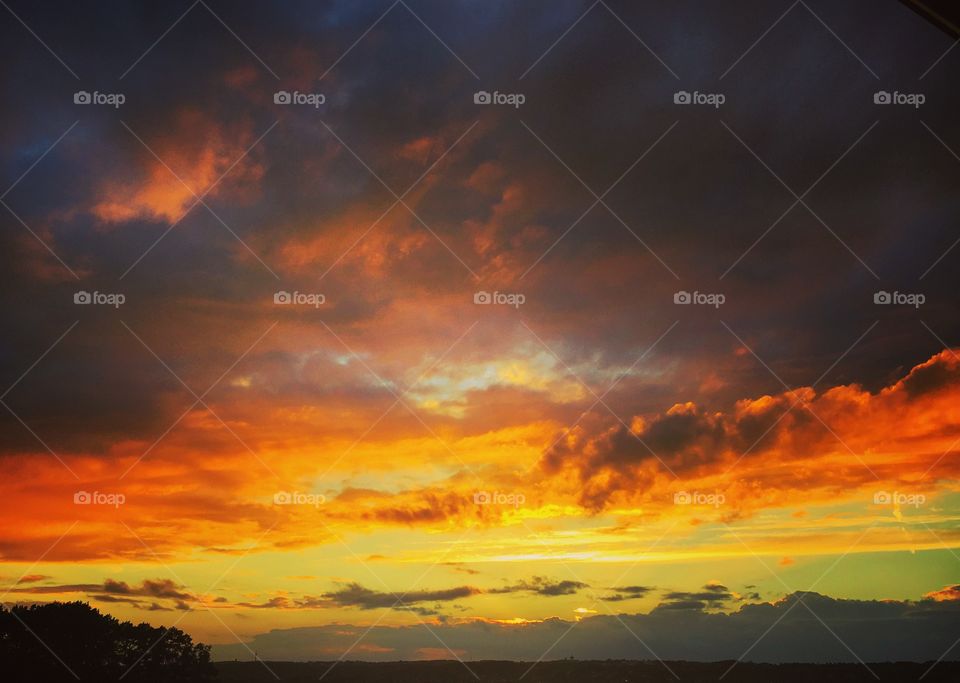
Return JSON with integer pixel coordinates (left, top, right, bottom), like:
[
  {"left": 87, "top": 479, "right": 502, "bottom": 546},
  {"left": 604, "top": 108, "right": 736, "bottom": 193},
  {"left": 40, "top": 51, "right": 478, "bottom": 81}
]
[{"left": 0, "top": 601, "right": 217, "bottom": 682}]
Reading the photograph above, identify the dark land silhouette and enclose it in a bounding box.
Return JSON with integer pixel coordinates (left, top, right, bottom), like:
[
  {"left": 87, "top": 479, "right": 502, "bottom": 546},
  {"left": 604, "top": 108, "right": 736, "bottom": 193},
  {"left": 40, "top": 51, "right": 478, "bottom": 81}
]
[
  {"left": 0, "top": 601, "right": 216, "bottom": 682},
  {"left": 2, "top": 602, "right": 959, "bottom": 681}
]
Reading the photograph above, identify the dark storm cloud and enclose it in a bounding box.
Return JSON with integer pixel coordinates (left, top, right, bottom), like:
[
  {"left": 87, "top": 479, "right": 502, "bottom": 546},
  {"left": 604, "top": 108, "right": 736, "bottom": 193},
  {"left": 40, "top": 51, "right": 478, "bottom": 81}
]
[{"left": 0, "top": 0, "right": 957, "bottom": 465}]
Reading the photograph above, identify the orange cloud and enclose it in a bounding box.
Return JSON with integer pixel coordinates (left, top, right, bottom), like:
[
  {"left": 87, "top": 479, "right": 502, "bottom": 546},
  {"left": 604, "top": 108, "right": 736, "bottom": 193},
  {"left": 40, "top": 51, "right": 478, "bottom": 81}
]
[
  {"left": 924, "top": 585, "right": 960, "bottom": 602},
  {"left": 91, "top": 109, "right": 265, "bottom": 226},
  {"left": 2, "top": 348, "right": 958, "bottom": 565},
  {"left": 541, "top": 349, "right": 960, "bottom": 514}
]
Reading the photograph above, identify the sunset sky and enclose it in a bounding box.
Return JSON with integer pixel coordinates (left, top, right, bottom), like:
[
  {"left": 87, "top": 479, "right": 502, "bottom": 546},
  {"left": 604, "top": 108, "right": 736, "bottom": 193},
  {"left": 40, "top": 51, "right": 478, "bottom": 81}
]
[{"left": 1, "top": 0, "right": 959, "bottom": 670}]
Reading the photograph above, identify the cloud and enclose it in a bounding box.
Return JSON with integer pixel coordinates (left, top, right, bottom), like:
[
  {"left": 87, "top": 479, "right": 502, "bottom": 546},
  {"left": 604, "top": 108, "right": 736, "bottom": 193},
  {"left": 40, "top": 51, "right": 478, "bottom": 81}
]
[
  {"left": 541, "top": 349, "right": 960, "bottom": 512},
  {"left": 924, "top": 585, "right": 960, "bottom": 602},
  {"left": 0, "top": 349, "right": 958, "bottom": 566},
  {"left": 444, "top": 563, "right": 480, "bottom": 576},
  {"left": 656, "top": 582, "right": 734, "bottom": 611},
  {"left": 10, "top": 577, "right": 194, "bottom": 611},
  {"left": 601, "top": 585, "right": 655, "bottom": 602},
  {"left": 315, "top": 577, "right": 588, "bottom": 612},
  {"left": 235, "top": 596, "right": 294, "bottom": 610},
  {"left": 102, "top": 578, "right": 192, "bottom": 601},
  {"left": 489, "top": 576, "right": 589, "bottom": 597},
  {"left": 320, "top": 583, "right": 481, "bottom": 611},
  {"left": 218, "top": 576, "right": 590, "bottom": 615},
  {"left": 89, "top": 111, "right": 266, "bottom": 226}
]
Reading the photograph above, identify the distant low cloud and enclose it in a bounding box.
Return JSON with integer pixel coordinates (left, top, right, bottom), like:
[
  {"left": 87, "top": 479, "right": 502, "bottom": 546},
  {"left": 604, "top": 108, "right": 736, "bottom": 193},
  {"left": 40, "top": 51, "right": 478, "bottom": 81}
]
[{"left": 213, "top": 592, "right": 960, "bottom": 664}]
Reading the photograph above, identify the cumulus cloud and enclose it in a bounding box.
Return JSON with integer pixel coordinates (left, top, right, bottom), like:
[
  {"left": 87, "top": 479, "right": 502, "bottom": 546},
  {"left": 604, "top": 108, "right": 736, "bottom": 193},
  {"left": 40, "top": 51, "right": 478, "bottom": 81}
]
[{"left": 541, "top": 350, "right": 960, "bottom": 511}]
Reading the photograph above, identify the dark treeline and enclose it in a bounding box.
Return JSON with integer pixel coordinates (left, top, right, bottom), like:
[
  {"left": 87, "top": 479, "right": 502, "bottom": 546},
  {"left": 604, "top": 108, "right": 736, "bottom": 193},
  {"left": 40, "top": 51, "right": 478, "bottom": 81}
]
[{"left": 0, "top": 601, "right": 216, "bottom": 682}]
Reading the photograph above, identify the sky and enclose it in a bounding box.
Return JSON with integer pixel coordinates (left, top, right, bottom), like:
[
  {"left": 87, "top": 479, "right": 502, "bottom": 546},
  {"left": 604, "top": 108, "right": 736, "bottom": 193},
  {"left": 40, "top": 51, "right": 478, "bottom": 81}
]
[{"left": 1, "top": 0, "right": 959, "bottom": 672}]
